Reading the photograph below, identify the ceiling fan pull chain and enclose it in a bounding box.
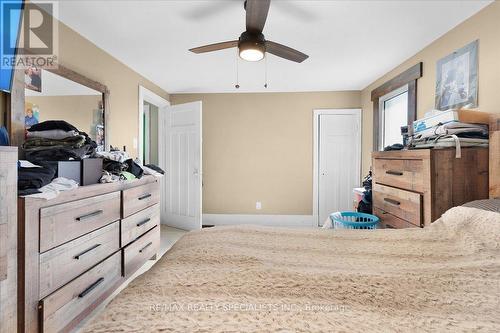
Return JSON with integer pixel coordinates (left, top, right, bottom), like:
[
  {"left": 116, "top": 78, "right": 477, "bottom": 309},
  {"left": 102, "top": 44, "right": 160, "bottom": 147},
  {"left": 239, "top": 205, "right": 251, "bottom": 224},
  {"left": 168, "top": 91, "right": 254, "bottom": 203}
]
[
  {"left": 235, "top": 49, "right": 240, "bottom": 89},
  {"left": 264, "top": 55, "right": 268, "bottom": 88}
]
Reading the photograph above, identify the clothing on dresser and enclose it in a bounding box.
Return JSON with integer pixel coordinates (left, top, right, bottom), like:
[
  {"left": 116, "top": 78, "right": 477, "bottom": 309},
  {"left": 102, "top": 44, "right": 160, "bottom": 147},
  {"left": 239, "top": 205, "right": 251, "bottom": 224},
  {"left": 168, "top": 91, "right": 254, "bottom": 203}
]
[
  {"left": 144, "top": 164, "right": 165, "bottom": 175},
  {"left": 119, "top": 171, "right": 136, "bottom": 181},
  {"left": 124, "top": 159, "right": 143, "bottom": 179},
  {"left": 27, "top": 129, "right": 79, "bottom": 140},
  {"left": 18, "top": 162, "right": 56, "bottom": 195},
  {"left": 23, "top": 120, "right": 97, "bottom": 162},
  {"left": 25, "top": 146, "right": 94, "bottom": 162},
  {"left": 99, "top": 171, "right": 120, "bottom": 184},
  {"left": 102, "top": 159, "right": 127, "bottom": 174},
  {"left": 93, "top": 150, "right": 130, "bottom": 163},
  {"left": 22, "top": 177, "right": 79, "bottom": 200},
  {"left": 27, "top": 120, "right": 79, "bottom": 133},
  {"left": 24, "top": 135, "right": 87, "bottom": 149},
  {"left": 99, "top": 152, "right": 144, "bottom": 183},
  {"left": 142, "top": 165, "right": 164, "bottom": 178}
]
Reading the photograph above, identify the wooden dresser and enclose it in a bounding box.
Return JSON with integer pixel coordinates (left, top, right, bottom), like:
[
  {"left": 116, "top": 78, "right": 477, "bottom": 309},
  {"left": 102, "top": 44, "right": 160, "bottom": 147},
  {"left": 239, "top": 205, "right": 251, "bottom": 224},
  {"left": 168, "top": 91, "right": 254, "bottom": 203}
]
[
  {"left": 372, "top": 148, "right": 489, "bottom": 228},
  {"left": 0, "top": 147, "right": 18, "bottom": 333},
  {"left": 18, "top": 176, "right": 161, "bottom": 333}
]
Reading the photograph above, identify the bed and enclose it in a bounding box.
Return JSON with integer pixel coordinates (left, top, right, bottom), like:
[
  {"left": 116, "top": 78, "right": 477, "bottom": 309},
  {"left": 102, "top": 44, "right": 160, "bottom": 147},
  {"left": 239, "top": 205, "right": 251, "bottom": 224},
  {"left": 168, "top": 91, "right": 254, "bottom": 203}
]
[{"left": 82, "top": 206, "right": 500, "bottom": 333}]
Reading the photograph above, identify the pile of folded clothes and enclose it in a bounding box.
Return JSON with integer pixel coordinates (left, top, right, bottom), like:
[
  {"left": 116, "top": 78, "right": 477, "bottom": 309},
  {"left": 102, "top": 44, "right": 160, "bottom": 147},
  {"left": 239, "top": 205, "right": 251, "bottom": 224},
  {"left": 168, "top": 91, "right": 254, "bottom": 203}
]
[{"left": 23, "top": 120, "right": 97, "bottom": 162}]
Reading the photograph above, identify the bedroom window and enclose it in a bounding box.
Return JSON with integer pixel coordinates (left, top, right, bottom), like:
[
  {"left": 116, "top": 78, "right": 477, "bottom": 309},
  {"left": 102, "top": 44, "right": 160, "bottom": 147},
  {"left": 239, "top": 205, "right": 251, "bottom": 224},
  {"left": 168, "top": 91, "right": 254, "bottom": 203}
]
[
  {"left": 378, "top": 85, "right": 408, "bottom": 149},
  {"left": 371, "top": 62, "right": 423, "bottom": 151}
]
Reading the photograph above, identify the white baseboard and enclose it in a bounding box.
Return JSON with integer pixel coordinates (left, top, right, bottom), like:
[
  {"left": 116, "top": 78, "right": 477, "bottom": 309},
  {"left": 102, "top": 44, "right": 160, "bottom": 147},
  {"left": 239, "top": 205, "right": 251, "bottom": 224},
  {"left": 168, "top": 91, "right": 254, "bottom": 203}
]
[{"left": 202, "top": 214, "right": 314, "bottom": 228}]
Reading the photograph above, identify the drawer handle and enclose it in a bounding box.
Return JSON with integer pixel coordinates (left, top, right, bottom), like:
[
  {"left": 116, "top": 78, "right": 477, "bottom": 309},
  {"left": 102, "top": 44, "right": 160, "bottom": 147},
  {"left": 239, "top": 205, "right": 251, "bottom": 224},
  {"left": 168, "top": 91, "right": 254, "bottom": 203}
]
[
  {"left": 136, "top": 218, "right": 151, "bottom": 227},
  {"left": 384, "top": 198, "right": 401, "bottom": 206},
  {"left": 76, "top": 210, "right": 103, "bottom": 221},
  {"left": 74, "top": 244, "right": 101, "bottom": 260},
  {"left": 385, "top": 224, "right": 396, "bottom": 229},
  {"left": 138, "top": 193, "right": 152, "bottom": 201},
  {"left": 139, "top": 242, "right": 153, "bottom": 253},
  {"left": 78, "top": 277, "right": 104, "bottom": 298},
  {"left": 386, "top": 170, "right": 403, "bottom": 176}
]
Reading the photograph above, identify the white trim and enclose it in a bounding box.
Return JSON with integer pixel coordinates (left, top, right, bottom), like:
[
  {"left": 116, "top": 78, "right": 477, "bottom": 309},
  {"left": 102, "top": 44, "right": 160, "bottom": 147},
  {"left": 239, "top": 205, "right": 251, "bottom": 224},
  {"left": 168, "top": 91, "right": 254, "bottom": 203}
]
[
  {"left": 138, "top": 85, "right": 170, "bottom": 161},
  {"left": 312, "top": 108, "right": 362, "bottom": 227},
  {"left": 202, "top": 214, "right": 314, "bottom": 228}
]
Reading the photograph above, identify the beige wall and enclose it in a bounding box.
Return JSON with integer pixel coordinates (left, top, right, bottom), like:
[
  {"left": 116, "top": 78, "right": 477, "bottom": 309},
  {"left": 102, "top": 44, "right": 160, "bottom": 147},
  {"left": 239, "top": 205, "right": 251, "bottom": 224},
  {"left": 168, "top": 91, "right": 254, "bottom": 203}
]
[
  {"left": 171, "top": 92, "right": 361, "bottom": 215},
  {"left": 55, "top": 22, "right": 169, "bottom": 157},
  {"left": 26, "top": 95, "right": 101, "bottom": 135},
  {"left": 360, "top": 1, "right": 500, "bottom": 176}
]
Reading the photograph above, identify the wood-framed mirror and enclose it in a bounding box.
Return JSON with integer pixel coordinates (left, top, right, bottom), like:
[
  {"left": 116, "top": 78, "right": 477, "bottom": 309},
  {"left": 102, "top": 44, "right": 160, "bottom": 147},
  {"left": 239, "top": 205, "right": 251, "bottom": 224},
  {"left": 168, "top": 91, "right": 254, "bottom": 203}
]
[
  {"left": 8, "top": 64, "right": 109, "bottom": 151},
  {"left": 24, "top": 65, "right": 109, "bottom": 151}
]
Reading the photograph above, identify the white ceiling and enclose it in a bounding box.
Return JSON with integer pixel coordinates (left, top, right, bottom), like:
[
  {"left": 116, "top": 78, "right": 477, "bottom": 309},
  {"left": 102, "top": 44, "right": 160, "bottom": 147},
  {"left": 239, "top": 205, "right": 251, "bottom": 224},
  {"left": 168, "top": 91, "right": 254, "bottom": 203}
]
[
  {"left": 54, "top": 0, "right": 491, "bottom": 94},
  {"left": 25, "top": 69, "right": 102, "bottom": 96}
]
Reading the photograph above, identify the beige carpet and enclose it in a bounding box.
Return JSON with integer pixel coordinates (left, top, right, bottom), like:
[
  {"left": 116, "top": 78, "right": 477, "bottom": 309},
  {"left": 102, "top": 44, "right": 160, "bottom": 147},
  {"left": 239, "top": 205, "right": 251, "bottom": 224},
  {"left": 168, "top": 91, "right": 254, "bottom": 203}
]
[{"left": 83, "top": 207, "right": 500, "bottom": 332}]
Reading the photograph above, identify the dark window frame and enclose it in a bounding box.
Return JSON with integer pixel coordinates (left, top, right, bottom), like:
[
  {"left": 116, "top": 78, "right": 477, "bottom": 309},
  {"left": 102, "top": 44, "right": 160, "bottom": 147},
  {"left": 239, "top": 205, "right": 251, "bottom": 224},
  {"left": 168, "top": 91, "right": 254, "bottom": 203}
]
[{"left": 371, "top": 62, "right": 423, "bottom": 151}]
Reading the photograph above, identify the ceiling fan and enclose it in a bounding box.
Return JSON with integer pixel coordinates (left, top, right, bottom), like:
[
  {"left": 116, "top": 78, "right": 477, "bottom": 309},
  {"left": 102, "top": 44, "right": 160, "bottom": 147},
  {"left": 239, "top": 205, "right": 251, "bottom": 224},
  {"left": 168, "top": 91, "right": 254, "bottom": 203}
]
[{"left": 189, "top": 0, "right": 309, "bottom": 63}]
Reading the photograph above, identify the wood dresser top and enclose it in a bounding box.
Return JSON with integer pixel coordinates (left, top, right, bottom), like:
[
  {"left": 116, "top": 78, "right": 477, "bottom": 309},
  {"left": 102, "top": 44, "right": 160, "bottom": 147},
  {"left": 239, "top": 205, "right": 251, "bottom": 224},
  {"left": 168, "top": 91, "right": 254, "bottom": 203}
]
[{"left": 19, "top": 175, "right": 159, "bottom": 208}]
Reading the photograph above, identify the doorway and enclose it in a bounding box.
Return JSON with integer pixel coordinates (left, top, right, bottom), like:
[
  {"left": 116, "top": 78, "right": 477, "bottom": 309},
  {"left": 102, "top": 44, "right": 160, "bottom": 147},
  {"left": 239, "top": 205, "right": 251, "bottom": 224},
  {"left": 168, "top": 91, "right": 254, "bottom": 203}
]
[
  {"left": 313, "top": 109, "right": 362, "bottom": 227},
  {"left": 142, "top": 101, "right": 159, "bottom": 165},
  {"left": 138, "top": 86, "right": 170, "bottom": 164}
]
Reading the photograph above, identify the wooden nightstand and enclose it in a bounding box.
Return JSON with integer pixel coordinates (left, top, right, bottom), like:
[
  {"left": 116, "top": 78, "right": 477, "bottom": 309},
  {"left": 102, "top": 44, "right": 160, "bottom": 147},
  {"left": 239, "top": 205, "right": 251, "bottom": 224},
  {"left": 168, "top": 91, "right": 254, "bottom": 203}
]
[{"left": 372, "top": 148, "right": 489, "bottom": 228}]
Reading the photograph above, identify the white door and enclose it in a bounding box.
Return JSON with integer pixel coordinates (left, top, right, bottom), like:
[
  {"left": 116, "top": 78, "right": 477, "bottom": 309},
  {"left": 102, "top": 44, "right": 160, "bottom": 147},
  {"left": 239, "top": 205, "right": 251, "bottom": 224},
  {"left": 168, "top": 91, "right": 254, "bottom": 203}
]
[
  {"left": 159, "top": 101, "right": 202, "bottom": 231},
  {"left": 316, "top": 110, "right": 361, "bottom": 226}
]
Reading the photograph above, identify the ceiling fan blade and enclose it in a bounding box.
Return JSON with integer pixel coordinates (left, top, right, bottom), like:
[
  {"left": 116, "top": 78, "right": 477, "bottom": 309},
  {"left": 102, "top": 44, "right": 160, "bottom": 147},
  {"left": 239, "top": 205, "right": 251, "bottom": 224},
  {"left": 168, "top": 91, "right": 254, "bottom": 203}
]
[
  {"left": 189, "top": 41, "right": 238, "bottom": 54},
  {"left": 246, "top": 0, "right": 270, "bottom": 33},
  {"left": 266, "top": 41, "right": 309, "bottom": 63},
  {"left": 183, "top": 1, "right": 236, "bottom": 20}
]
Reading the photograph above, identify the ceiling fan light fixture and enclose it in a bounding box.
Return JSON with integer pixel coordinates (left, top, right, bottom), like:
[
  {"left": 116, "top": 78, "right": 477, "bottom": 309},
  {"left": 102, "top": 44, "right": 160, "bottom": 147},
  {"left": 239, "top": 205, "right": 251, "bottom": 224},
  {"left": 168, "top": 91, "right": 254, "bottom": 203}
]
[
  {"left": 238, "top": 31, "right": 266, "bottom": 62},
  {"left": 239, "top": 47, "right": 264, "bottom": 62},
  {"left": 189, "top": 0, "right": 309, "bottom": 64}
]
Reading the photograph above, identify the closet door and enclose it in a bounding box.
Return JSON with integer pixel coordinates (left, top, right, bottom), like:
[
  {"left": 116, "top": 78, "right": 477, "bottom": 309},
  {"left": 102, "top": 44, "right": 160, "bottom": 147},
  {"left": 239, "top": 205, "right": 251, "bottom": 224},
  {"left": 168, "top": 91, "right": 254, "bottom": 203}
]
[{"left": 317, "top": 111, "right": 361, "bottom": 225}]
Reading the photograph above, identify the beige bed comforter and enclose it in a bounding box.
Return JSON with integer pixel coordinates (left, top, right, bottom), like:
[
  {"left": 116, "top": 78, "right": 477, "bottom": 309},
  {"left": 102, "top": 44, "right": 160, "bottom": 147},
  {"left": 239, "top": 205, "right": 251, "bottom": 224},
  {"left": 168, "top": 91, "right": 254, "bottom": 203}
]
[{"left": 83, "top": 207, "right": 500, "bottom": 333}]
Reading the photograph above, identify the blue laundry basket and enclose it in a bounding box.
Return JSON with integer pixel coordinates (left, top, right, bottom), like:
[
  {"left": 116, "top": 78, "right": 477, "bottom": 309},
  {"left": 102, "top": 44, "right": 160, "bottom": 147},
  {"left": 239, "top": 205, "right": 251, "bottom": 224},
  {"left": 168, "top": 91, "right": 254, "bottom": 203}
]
[{"left": 330, "top": 212, "right": 379, "bottom": 229}]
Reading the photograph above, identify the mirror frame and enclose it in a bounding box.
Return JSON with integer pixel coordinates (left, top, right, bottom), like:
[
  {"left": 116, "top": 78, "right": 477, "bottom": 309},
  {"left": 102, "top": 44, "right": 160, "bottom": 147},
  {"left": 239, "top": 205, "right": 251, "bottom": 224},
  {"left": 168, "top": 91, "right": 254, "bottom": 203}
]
[{"left": 7, "top": 64, "right": 109, "bottom": 150}]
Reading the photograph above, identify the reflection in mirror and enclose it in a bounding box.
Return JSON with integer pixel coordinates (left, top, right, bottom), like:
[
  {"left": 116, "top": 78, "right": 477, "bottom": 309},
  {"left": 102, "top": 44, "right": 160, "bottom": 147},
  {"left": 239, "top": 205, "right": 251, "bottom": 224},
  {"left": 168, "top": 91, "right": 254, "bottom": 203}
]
[{"left": 24, "top": 69, "right": 105, "bottom": 151}]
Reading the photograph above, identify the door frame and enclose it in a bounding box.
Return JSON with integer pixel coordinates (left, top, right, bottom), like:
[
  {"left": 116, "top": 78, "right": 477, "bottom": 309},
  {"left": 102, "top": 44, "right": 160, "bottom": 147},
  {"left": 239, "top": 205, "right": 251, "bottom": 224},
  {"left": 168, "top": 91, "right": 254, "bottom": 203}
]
[
  {"left": 312, "top": 109, "right": 362, "bottom": 227},
  {"left": 138, "top": 85, "right": 170, "bottom": 162}
]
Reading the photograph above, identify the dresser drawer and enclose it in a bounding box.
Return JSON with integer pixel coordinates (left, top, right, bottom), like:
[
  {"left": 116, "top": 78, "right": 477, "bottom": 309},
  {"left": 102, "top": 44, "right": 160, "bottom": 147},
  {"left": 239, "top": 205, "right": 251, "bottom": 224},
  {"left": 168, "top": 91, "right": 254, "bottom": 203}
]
[
  {"left": 374, "top": 207, "right": 420, "bottom": 229},
  {"left": 40, "top": 252, "right": 122, "bottom": 333},
  {"left": 373, "top": 184, "right": 422, "bottom": 226},
  {"left": 121, "top": 204, "right": 160, "bottom": 247},
  {"left": 0, "top": 223, "right": 6, "bottom": 281},
  {"left": 40, "top": 192, "right": 121, "bottom": 252},
  {"left": 122, "top": 181, "right": 160, "bottom": 218},
  {"left": 373, "top": 158, "right": 426, "bottom": 192},
  {"left": 123, "top": 226, "right": 160, "bottom": 277},
  {"left": 39, "top": 221, "right": 120, "bottom": 298}
]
